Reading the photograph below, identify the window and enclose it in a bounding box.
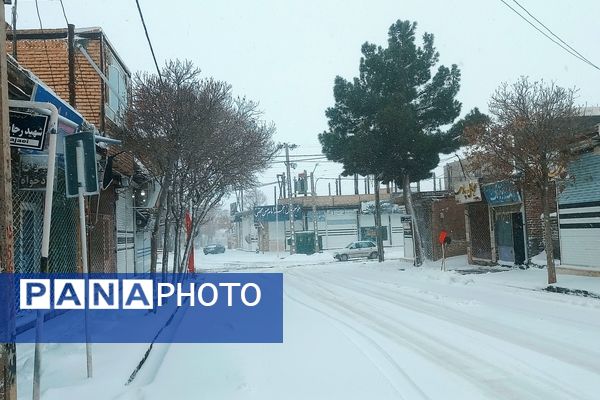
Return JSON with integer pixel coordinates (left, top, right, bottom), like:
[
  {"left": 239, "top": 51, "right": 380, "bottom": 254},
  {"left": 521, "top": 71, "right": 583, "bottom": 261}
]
[{"left": 105, "top": 58, "right": 129, "bottom": 125}]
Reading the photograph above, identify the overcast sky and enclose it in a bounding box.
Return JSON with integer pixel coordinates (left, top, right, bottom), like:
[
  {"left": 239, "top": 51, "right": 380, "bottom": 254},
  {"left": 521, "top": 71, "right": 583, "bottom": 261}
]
[{"left": 6, "top": 0, "right": 600, "bottom": 201}]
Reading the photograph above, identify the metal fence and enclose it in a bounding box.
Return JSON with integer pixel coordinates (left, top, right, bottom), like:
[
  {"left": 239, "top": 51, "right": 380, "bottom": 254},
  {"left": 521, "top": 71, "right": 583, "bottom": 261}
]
[
  {"left": 12, "top": 158, "right": 79, "bottom": 313},
  {"left": 88, "top": 187, "right": 116, "bottom": 273}
]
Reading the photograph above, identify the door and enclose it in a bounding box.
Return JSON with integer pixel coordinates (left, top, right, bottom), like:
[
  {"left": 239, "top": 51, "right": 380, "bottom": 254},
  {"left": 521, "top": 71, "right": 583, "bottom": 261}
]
[
  {"left": 495, "top": 213, "right": 515, "bottom": 262},
  {"left": 347, "top": 242, "right": 360, "bottom": 258},
  {"left": 512, "top": 213, "right": 526, "bottom": 265},
  {"left": 356, "top": 242, "right": 370, "bottom": 257},
  {"left": 364, "top": 242, "right": 376, "bottom": 257}
]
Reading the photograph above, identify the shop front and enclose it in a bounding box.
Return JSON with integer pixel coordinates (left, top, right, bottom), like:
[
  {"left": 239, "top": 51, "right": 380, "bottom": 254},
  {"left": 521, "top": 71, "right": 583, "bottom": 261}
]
[{"left": 482, "top": 181, "right": 527, "bottom": 265}]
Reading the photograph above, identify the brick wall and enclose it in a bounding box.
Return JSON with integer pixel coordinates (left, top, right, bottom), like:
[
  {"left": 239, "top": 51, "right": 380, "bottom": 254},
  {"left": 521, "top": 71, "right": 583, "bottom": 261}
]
[
  {"left": 522, "top": 183, "right": 560, "bottom": 260},
  {"left": 7, "top": 38, "right": 103, "bottom": 127},
  {"left": 412, "top": 194, "right": 467, "bottom": 261},
  {"left": 430, "top": 198, "right": 467, "bottom": 260},
  {"left": 8, "top": 35, "right": 134, "bottom": 176}
]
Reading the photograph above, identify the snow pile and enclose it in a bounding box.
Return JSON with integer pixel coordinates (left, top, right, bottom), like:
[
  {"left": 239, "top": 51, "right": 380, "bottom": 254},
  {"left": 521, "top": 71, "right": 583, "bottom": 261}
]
[{"left": 530, "top": 250, "right": 561, "bottom": 267}]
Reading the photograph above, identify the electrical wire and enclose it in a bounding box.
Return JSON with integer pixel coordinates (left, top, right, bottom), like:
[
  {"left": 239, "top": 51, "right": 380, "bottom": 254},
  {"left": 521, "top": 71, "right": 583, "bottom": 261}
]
[
  {"left": 498, "top": 0, "right": 599, "bottom": 71},
  {"left": 58, "top": 0, "right": 69, "bottom": 24},
  {"left": 273, "top": 154, "right": 327, "bottom": 158},
  {"left": 34, "top": 0, "right": 56, "bottom": 85},
  {"left": 56, "top": 0, "right": 96, "bottom": 117},
  {"left": 135, "top": 0, "right": 163, "bottom": 83},
  {"left": 510, "top": 0, "right": 599, "bottom": 70}
]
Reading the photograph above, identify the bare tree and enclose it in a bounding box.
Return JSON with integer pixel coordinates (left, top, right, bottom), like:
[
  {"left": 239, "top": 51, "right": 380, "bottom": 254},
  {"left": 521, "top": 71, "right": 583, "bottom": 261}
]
[
  {"left": 464, "top": 77, "right": 582, "bottom": 284},
  {"left": 118, "top": 60, "right": 277, "bottom": 275},
  {"left": 244, "top": 188, "right": 267, "bottom": 211},
  {"left": 174, "top": 95, "right": 277, "bottom": 273}
]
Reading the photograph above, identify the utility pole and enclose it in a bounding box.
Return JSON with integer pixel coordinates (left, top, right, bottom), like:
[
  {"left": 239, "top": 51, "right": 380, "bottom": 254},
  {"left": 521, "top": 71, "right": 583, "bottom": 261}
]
[
  {"left": 310, "top": 170, "right": 319, "bottom": 254},
  {"left": 274, "top": 186, "right": 280, "bottom": 258},
  {"left": 11, "top": 0, "right": 17, "bottom": 60},
  {"left": 284, "top": 144, "right": 295, "bottom": 254},
  {"left": 67, "top": 24, "right": 76, "bottom": 107},
  {"left": 354, "top": 173, "right": 359, "bottom": 195},
  {"left": 0, "top": 3, "right": 17, "bottom": 399}
]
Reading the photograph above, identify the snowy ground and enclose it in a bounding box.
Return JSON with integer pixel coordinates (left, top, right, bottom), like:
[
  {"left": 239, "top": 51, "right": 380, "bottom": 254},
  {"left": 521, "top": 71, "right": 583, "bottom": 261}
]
[{"left": 16, "top": 248, "right": 600, "bottom": 399}]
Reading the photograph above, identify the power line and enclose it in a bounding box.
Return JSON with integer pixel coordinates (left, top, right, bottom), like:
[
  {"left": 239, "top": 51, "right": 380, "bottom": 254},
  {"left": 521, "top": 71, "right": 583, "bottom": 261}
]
[
  {"left": 34, "top": 0, "right": 56, "bottom": 85},
  {"left": 58, "top": 0, "right": 69, "bottom": 25},
  {"left": 273, "top": 154, "right": 326, "bottom": 158},
  {"left": 271, "top": 158, "right": 341, "bottom": 164},
  {"left": 135, "top": 0, "right": 163, "bottom": 83},
  {"left": 510, "top": 0, "right": 599, "bottom": 71},
  {"left": 498, "top": 0, "right": 599, "bottom": 71},
  {"left": 55, "top": 0, "right": 96, "bottom": 118}
]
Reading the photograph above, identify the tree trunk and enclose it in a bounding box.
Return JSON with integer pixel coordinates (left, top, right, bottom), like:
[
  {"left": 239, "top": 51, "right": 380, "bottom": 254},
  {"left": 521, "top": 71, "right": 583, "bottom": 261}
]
[
  {"left": 179, "top": 221, "right": 195, "bottom": 275},
  {"left": 150, "top": 172, "right": 171, "bottom": 276},
  {"left": 541, "top": 182, "right": 557, "bottom": 284},
  {"left": 161, "top": 196, "right": 171, "bottom": 280},
  {"left": 402, "top": 173, "right": 424, "bottom": 266},
  {"left": 173, "top": 219, "right": 181, "bottom": 274},
  {"left": 374, "top": 177, "right": 384, "bottom": 262}
]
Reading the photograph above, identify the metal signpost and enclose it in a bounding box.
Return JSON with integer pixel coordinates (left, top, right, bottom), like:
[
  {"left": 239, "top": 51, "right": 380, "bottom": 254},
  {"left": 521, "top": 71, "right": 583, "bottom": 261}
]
[
  {"left": 64, "top": 131, "right": 99, "bottom": 197},
  {"left": 65, "top": 132, "right": 97, "bottom": 379}
]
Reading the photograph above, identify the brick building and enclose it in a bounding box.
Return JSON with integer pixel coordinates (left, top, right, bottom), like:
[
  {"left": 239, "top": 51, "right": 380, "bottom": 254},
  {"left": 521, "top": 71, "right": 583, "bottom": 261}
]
[
  {"left": 412, "top": 192, "right": 467, "bottom": 261},
  {"left": 452, "top": 167, "right": 558, "bottom": 266},
  {"left": 6, "top": 27, "right": 154, "bottom": 274}
]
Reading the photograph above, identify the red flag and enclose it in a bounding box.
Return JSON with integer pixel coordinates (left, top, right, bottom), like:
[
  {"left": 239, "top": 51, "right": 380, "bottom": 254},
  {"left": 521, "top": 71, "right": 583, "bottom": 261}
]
[{"left": 438, "top": 229, "right": 448, "bottom": 245}]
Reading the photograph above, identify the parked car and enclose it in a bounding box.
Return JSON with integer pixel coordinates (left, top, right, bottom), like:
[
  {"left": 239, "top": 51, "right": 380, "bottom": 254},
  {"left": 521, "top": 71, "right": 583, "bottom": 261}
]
[
  {"left": 203, "top": 244, "right": 226, "bottom": 255},
  {"left": 334, "top": 241, "right": 380, "bottom": 261}
]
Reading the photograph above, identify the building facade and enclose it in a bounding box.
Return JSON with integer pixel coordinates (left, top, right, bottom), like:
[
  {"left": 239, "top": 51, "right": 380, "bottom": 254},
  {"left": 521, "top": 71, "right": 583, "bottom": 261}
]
[
  {"left": 7, "top": 27, "right": 155, "bottom": 274},
  {"left": 557, "top": 131, "right": 600, "bottom": 271}
]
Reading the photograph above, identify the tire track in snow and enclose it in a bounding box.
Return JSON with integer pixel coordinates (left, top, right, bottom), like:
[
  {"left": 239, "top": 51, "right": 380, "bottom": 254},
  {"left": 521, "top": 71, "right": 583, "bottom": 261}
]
[
  {"left": 284, "top": 288, "right": 429, "bottom": 400},
  {"left": 308, "top": 272, "right": 600, "bottom": 399},
  {"left": 287, "top": 271, "right": 595, "bottom": 400},
  {"left": 315, "top": 271, "right": 600, "bottom": 375}
]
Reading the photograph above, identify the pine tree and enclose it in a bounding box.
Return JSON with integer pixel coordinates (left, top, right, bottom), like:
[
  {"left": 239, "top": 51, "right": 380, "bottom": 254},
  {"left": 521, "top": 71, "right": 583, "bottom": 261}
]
[{"left": 319, "top": 20, "right": 463, "bottom": 265}]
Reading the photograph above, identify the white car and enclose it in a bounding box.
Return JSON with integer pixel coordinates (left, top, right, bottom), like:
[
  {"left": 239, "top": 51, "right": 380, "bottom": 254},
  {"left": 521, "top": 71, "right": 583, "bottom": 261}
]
[{"left": 334, "top": 241, "right": 380, "bottom": 261}]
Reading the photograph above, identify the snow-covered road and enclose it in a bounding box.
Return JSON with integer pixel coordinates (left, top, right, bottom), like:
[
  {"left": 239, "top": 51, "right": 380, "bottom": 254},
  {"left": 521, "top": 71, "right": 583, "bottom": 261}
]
[{"left": 17, "top": 250, "right": 600, "bottom": 399}]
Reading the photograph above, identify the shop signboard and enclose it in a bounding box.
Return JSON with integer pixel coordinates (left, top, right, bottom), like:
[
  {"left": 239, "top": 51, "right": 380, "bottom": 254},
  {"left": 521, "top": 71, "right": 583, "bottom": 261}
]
[
  {"left": 18, "top": 154, "right": 48, "bottom": 191},
  {"left": 482, "top": 180, "right": 521, "bottom": 206},
  {"left": 253, "top": 204, "right": 302, "bottom": 222},
  {"left": 454, "top": 180, "right": 482, "bottom": 204},
  {"left": 9, "top": 110, "right": 49, "bottom": 150}
]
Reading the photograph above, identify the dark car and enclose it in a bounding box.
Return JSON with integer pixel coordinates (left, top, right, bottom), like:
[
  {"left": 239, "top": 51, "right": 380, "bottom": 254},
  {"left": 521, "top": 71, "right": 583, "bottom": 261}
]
[{"left": 203, "top": 244, "right": 226, "bottom": 255}]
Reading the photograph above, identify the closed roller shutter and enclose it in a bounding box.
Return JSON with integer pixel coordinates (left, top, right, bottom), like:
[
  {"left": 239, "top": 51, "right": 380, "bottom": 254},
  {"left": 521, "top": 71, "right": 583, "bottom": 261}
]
[
  {"left": 135, "top": 230, "right": 151, "bottom": 273},
  {"left": 324, "top": 211, "right": 358, "bottom": 249},
  {"left": 558, "top": 151, "right": 600, "bottom": 269},
  {"left": 116, "top": 189, "right": 135, "bottom": 273}
]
